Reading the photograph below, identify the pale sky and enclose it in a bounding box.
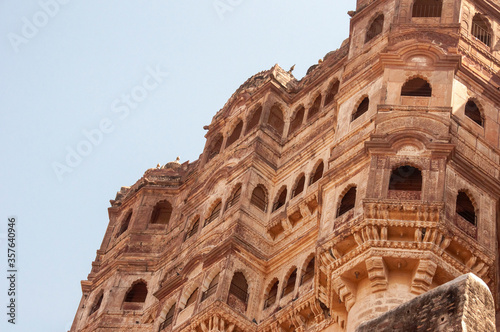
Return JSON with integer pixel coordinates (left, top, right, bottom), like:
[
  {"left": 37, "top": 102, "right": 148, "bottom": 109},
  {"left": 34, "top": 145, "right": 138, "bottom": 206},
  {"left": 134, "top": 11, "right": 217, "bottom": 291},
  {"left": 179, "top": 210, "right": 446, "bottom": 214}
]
[{"left": 0, "top": 1, "right": 352, "bottom": 330}]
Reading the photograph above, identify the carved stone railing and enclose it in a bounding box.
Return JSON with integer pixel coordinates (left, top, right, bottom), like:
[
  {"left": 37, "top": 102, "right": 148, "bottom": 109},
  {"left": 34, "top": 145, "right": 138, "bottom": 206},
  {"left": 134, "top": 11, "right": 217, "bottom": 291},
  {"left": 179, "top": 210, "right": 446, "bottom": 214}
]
[
  {"left": 184, "top": 300, "right": 256, "bottom": 332},
  {"left": 259, "top": 294, "right": 325, "bottom": 332},
  {"left": 363, "top": 199, "right": 443, "bottom": 222},
  {"left": 387, "top": 190, "right": 421, "bottom": 200}
]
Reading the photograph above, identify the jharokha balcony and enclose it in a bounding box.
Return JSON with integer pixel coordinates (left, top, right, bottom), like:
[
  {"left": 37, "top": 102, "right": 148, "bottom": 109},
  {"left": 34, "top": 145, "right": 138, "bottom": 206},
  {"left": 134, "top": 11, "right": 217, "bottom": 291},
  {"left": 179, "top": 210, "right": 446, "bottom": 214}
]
[{"left": 363, "top": 199, "right": 443, "bottom": 223}]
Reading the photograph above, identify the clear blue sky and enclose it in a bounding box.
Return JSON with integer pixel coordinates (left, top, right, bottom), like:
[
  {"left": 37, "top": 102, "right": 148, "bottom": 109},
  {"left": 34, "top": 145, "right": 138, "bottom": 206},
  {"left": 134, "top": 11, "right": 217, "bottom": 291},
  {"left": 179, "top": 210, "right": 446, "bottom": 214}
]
[{"left": 0, "top": 1, "right": 352, "bottom": 330}]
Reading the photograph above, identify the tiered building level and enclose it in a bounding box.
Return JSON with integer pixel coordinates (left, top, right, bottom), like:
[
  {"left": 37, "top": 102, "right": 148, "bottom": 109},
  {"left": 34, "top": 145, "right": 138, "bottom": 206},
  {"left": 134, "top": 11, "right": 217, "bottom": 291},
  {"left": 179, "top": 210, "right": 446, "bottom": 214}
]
[{"left": 71, "top": 0, "right": 500, "bottom": 331}]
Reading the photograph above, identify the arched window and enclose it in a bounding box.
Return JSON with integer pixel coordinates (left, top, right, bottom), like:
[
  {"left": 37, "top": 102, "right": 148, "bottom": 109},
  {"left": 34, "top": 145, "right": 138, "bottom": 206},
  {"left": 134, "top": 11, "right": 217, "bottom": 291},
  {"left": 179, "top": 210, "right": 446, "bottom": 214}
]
[
  {"left": 245, "top": 106, "right": 262, "bottom": 134},
  {"left": 337, "top": 187, "right": 357, "bottom": 217},
  {"left": 124, "top": 281, "right": 148, "bottom": 303},
  {"left": 226, "top": 120, "right": 243, "bottom": 148},
  {"left": 117, "top": 211, "right": 132, "bottom": 238},
  {"left": 159, "top": 305, "right": 175, "bottom": 331},
  {"left": 184, "top": 288, "right": 199, "bottom": 308},
  {"left": 184, "top": 217, "right": 200, "bottom": 241},
  {"left": 282, "top": 269, "right": 297, "bottom": 297},
  {"left": 365, "top": 14, "right": 384, "bottom": 43},
  {"left": 263, "top": 280, "right": 279, "bottom": 309},
  {"left": 389, "top": 166, "right": 422, "bottom": 191},
  {"left": 472, "top": 14, "right": 492, "bottom": 47},
  {"left": 465, "top": 99, "right": 483, "bottom": 126},
  {"left": 292, "top": 175, "right": 305, "bottom": 198},
  {"left": 228, "top": 272, "right": 249, "bottom": 307},
  {"left": 273, "top": 187, "right": 287, "bottom": 212},
  {"left": 310, "top": 161, "right": 324, "bottom": 185},
  {"left": 288, "top": 106, "right": 305, "bottom": 136},
  {"left": 251, "top": 185, "right": 268, "bottom": 212},
  {"left": 89, "top": 292, "right": 103, "bottom": 315},
  {"left": 204, "top": 201, "right": 222, "bottom": 226},
  {"left": 352, "top": 97, "right": 369, "bottom": 121},
  {"left": 301, "top": 257, "right": 315, "bottom": 284},
  {"left": 207, "top": 135, "right": 223, "bottom": 161},
  {"left": 150, "top": 201, "right": 172, "bottom": 225},
  {"left": 307, "top": 94, "right": 322, "bottom": 120},
  {"left": 267, "top": 105, "right": 285, "bottom": 137},
  {"left": 324, "top": 81, "right": 339, "bottom": 106},
  {"left": 412, "top": 0, "right": 442, "bottom": 18},
  {"left": 401, "top": 77, "right": 432, "bottom": 97},
  {"left": 456, "top": 192, "right": 476, "bottom": 226},
  {"left": 202, "top": 273, "right": 219, "bottom": 301},
  {"left": 227, "top": 185, "right": 242, "bottom": 209}
]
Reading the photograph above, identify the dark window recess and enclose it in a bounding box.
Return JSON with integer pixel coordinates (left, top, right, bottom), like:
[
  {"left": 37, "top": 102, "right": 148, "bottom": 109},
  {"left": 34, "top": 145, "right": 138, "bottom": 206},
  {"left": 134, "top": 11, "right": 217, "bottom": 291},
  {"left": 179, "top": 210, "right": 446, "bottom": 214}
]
[
  {"left": 117, "top": 211, "right": 132, "bottom": 237},
  {"left": 338, "top": 187, "right": 357, "bottom": 217},
  {"left": 289, "top": 107, "right": 305, "bottom": 136},
  {"left": 245, "top": 106, "right": 262, "bottom": 134},
  {"left": 282, "top": 270, "right": 297, "bottom": 297},
  {"left": 365, "top": 14, "right": 384, "bottom": 43},
  {"left": 150, "top": 201, "right": 172, "bottom": 225},
  {"left": 89, "top": 293, "right": 103, "bottom": 315},
  {"left": 205, "top": 202, "right": 221, "bottom": 226},
  {"left": 251, "top": 186, "right": 267, "bottom": 212},
  {"left": 226, "top": 121, "right": 243, "bottom": 148},
  {"left": 456, "top": 192, "right": 476, "bottom": 226},
  {"left": 124, "top": 282, "right": 148, "bottom": 303},
  {"left": 273, "top": 188, "right": 287, "bottom": 211},
  {"left": 310, "top": 162, "right": 324, "bottom": 185},
  {"left": 307, "top": 95, "right": 322, "bottom": 120},
  {"left": 228, "top": 272, "right": 249, "bottom": 304},
  {"left": 465, "top": 100, "right": 483, "bottom": 126},
  {"left": 292, "top": 175, "right": 305, "bottom": 198},
  {"left": 401, "top": 78, "right": 432, "bottom": 97},
  {"left": 412, "top": 0, "right": 442, "bottom": 18},
  {"left": 227, "top": 186, "right": 242, "bottom": 209},
  {"left": 352, "top": 97, "right": 369, "bottom": 121},
  {"left": 389, "top": 166, "right": 422, "bottom": 191},
  {"left": 184, "top": 218, "right": 200, "bottom": 240},
  {"left": 264, "top": 281, "right": 279, "bottom": 309},
  {"left": 301, "top": 258, "right": 315, "bottom": 284},
  {"left": 267, "top": 105, "right": 285, "bottom": 137},
  {"left": 472, "top": 14, "right": 491, "bottom": 47},
  {"left": 208, "top": 135, "right": 223, "bottom": 161},
  {"left": 185, "top": 288, "right": 198, "bottom": 308},
  {"left": 202, "top": 273, "right": 219, "bottom": 301},
  {"left": 324, "top": 81, "right": 339, "bottom": 106},
  {"left": 159, "top": 305, "right": 175, "bottom": 331}
]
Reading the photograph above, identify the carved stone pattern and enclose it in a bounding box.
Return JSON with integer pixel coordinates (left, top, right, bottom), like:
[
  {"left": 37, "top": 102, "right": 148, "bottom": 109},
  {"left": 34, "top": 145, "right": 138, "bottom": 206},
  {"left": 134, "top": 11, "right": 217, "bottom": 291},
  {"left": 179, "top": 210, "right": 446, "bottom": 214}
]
[{"left": 387, "top": 190, "right": 421, "bottom": 200}]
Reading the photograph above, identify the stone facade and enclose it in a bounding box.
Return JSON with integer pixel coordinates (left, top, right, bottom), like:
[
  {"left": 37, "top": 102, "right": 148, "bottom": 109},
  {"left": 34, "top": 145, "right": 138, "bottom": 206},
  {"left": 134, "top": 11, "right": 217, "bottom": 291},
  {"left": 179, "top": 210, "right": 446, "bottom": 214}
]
[{"left": 70, "top": 0, "right": 500, "bottom": 331}]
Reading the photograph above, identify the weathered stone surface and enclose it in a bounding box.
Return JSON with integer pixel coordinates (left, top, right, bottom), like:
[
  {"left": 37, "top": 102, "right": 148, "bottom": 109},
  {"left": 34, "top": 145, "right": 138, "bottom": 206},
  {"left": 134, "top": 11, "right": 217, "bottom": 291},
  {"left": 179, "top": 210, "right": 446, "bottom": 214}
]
[{"left": 355, "top": 273, "right": 496, "bottom": 332}]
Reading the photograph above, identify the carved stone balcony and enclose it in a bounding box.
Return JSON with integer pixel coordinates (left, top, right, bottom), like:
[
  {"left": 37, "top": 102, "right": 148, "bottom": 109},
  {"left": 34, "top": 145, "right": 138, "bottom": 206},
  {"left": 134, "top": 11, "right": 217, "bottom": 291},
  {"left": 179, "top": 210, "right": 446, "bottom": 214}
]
[{"left": 363, "top": 199, "right": 443, "bottom": 223}]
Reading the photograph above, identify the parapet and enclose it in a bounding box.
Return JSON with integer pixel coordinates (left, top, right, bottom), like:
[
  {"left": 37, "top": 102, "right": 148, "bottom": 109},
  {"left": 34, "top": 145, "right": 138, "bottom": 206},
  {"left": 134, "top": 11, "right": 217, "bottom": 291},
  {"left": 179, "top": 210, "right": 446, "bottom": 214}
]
[{"left": 356, "top": 273, "right": 496, "bottom": 332}]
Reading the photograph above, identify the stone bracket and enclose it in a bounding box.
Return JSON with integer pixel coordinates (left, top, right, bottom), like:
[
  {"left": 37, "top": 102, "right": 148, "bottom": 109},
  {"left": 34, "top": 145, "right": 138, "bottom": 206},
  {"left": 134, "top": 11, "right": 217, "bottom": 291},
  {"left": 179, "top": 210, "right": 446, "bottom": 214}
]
[
  {"left": 411, "top": 259, "right": 438, "bottom": 295},
  {"left": 332, "top": 277, "right": 356, "bottom": 311},
  {"left": 365, "top": 256, "right": 388, "bottom": 292}
]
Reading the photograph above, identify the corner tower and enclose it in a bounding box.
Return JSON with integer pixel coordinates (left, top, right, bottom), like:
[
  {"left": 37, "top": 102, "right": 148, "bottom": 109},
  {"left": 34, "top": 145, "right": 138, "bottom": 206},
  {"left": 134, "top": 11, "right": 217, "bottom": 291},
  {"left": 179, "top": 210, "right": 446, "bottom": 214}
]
[{"left": 70, "top": 0, "right": 500, "bottom": 331}]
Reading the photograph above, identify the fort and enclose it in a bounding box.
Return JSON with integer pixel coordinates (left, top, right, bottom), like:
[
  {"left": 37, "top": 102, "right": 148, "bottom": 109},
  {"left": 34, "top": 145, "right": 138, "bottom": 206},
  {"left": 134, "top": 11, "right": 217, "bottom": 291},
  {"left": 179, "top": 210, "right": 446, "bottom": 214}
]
[{"left": 70, "top": 0, "right": 500, "bottom": 331}]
